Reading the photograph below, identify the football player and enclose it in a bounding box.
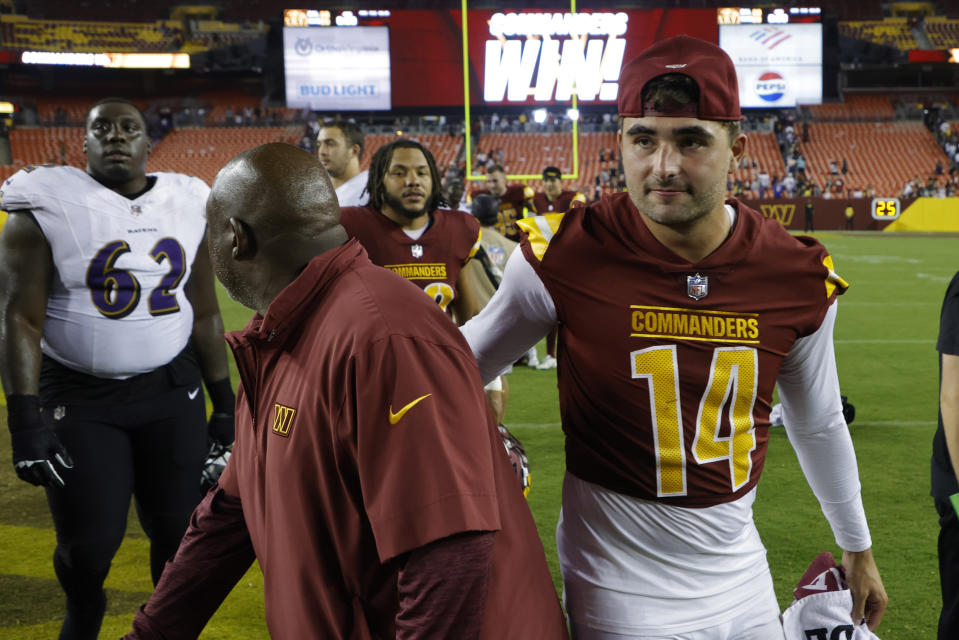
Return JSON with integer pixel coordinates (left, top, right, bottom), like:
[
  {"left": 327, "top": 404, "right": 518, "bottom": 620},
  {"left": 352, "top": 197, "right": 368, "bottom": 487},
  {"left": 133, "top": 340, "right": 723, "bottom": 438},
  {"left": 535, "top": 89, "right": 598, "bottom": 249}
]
[
  {"left": 529, "top": 167, "right": 586, "bottom": 370},
  {"left": 316, "top": 119, "right": 369, "bottom": 206},
  {"left": 471, "top": 164, "right": 534, "bottom": 241},
  {"left": 340, "top": 139, "right": 481, "bottom": 324},
  {"left": 462, "top": 36, "right": 887, "bottom": 638},
  {"left": 0, "top": 98, "right": 235, "bottom": 639}
]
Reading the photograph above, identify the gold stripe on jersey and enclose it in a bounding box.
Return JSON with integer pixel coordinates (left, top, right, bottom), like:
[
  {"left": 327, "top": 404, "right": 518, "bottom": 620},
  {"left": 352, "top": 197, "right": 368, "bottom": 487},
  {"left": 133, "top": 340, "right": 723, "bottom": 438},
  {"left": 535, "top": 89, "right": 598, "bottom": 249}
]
[
  {"left": 516, "top": 213, "right": 565, "bottom": 261},
  {"left": 629, "top": 305, "right": 760, "bottom": 345},
  {"left": 468, "top": 228, "right": 482, "bottom": 261},
  {"left": 383, "top": 263, "right": 448, "bottom": 280},
  {"left": 823, "top": 255, "right": 849, "bottom": 297}
]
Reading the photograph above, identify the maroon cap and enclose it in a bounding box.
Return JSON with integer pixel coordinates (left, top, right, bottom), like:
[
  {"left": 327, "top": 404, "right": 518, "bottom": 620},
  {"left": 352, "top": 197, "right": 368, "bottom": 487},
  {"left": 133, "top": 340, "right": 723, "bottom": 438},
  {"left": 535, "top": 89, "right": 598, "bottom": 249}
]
[{"left": 617, "top": 35, "right": 742, "bottom": 121}]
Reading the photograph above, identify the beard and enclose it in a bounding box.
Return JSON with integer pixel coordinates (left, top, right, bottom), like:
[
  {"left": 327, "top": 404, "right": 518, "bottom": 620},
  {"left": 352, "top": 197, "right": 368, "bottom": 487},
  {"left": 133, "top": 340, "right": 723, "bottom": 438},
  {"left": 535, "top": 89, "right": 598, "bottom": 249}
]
[
  {"left": 209, "top": 239, "right": 262, "bottom": 312},
  {"left": 382, "top": 190, "right": 432, "bottom": 220},
  {"left": 627, "top": 175, "right": 726, "bottom": 228}
]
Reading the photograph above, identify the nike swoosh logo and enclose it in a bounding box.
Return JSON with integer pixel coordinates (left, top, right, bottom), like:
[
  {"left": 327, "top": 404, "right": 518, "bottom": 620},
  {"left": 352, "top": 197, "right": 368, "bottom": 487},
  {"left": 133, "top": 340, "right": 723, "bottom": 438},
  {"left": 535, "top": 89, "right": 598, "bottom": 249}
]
[
  {"left": 188, "top": 387, "right": 200, "bottom": 400},
  {"left": 388, "top": 394, "right": 431, "bottom": 425}
]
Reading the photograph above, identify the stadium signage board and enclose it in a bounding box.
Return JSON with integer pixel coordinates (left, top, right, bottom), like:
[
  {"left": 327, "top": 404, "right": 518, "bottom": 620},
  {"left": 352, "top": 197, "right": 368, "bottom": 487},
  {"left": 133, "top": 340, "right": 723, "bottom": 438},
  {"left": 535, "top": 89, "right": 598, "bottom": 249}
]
[
  {"left": 871, "top": 198, "right": 901, "bottom": 221},
  {"left": 483, "top": 12, "right": 628, "bottom": 103},
  {"left": 282, "top": 25, "right": 391, "bottom": 110},
  {"left": 719, "top": 22, "right": 822, "bottom": 108},
  {"left": 21, "top": 51, "right": 190, "bottom": 69}
]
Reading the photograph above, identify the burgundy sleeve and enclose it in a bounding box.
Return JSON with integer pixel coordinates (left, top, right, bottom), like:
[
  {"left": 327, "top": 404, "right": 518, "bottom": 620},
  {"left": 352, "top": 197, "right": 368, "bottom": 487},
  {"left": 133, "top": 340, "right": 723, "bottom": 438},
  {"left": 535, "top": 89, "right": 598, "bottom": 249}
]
[
  {"left": 124, "top": 488, "right": 256, "bottom": 639},
  {"left": 395, "top": 531, "right": 496, "bottom": 640}
]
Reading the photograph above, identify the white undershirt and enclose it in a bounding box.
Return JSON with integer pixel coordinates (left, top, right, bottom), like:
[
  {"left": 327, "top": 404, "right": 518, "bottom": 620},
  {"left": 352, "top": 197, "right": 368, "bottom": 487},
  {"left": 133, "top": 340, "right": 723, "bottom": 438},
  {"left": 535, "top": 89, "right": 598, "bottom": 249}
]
[{"left": 460, "top": 206, "right": 871, "bottom": 553}]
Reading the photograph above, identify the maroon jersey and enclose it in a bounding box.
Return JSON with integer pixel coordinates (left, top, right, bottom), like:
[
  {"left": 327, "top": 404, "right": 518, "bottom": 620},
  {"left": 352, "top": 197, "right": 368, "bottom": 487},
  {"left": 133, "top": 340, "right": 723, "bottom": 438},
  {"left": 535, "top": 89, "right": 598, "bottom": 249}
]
[
  {"left": 473, "top": 184, "right": 534, "bottom": 241},
  {"left": 219, "top": 241, "right": 567, "bottom": 638},
  {"left": 519, "top": 194, "right": 842, "bottom": 507},
  {"left": 531, "top": 189, "right": 586, "bottom": 214},
  {"left": 341, "top": 206, "right": 480, "bottom": 316}
]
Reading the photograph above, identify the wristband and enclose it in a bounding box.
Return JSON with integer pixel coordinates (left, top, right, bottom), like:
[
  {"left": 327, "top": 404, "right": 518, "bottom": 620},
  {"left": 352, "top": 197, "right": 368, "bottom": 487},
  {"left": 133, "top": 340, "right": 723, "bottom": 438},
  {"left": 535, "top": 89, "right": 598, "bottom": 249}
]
[
  {"left": 5, "top": 394, "right": 42, "bottom": 433},
  {"left": 206, "top": 378, "right": 235, "bottom": 415}
]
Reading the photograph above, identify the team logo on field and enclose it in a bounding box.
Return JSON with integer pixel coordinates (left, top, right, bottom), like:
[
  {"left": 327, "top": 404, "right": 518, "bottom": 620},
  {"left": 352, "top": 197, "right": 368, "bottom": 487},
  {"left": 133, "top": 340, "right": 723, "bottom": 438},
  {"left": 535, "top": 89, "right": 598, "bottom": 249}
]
[
  {"left": 411, "top": 244, "right": 424, "bottom": 258},
  {"left": 130, "top": 204, "right": 143, "bottom": 216},
  {"left": 272, "top": 403, "right": 297, "bottom": 437},
  {"left": 686, "top": 274, "right": 709, "bottom": 301}
]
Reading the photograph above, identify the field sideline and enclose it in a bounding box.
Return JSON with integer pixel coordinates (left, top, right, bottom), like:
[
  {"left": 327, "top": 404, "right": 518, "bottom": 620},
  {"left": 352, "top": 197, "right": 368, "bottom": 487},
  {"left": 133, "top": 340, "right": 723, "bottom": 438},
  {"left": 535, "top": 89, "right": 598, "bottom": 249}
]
[{"left": 0, "top": 231, "right": 951, "bottom": 638}]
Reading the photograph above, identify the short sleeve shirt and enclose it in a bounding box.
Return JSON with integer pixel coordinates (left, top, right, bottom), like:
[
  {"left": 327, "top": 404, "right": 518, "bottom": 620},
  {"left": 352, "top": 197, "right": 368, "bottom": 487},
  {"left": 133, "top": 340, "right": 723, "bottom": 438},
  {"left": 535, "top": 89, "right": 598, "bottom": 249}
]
[{"left": 340, "top": 206, "right": 480, "bottom": 317}]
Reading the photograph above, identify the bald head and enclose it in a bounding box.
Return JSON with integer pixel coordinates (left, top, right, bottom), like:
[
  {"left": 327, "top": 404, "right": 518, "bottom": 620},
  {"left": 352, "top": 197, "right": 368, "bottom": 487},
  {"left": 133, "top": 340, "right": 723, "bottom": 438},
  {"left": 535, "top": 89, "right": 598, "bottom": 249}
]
[
  {"left": 210, "top": 142, "right": 340, "bottom": 240},
  {"left": 207, "top": 142, "right": 349, "bottom": 312}
]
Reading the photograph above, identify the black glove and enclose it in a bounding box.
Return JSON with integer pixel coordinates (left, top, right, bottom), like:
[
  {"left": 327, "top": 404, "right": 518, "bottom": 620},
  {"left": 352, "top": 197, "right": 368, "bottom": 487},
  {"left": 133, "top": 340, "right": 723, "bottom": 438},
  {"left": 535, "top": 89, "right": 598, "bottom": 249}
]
[
  {"left": 7, "top": 395, "right": 73, "bottom": 489},
  {"left": 206, "top": 378, "right": 235, "bottom": 446}
]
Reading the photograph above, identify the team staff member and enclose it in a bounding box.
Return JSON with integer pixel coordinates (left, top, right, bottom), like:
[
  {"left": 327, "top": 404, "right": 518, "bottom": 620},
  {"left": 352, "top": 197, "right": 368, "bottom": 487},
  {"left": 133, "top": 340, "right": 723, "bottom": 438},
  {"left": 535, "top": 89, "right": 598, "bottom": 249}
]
[
  {"left": 0, "top": 98, "right": 234, "bottom": 640},
  {"left": 463, "top": 36, "right": 886, "bottom": 638},
  {"left": 124, "top": 143, "right": 568, "bottom": 639},
  {"left": 472, "top": 164, "right": 534, "bottom": 241},
  {"left": 316, "top": 119, "right": 369, "bottom": 206},
  {"left": 341, "top": 139, "right": 481, "bottom": 324},
  {"left": 933, "top": 270, "right": 959, "bottom": 639},
  {"left": 531, "top": 166, "right": 587, "bottom": 215}
]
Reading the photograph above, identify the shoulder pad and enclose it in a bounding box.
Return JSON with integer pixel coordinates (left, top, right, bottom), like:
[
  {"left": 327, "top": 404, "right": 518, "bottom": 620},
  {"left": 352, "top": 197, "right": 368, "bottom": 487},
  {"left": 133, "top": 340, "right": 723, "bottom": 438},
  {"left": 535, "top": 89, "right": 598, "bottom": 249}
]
[
  {"left": 516, "top": 213, "right": 565, "bottom": 261},
  {"left": 823, "top": 255, "right": 849, "bottom": 297}
]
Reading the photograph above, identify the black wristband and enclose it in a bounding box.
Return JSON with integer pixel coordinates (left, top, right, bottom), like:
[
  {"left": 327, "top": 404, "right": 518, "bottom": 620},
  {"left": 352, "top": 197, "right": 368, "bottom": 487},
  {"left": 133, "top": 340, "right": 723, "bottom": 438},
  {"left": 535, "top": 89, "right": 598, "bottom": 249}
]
[
  {"left": 5, "top": 394, "right": 43, "bottom": 433},
  {"left": 206, "top": 378, "right": 235, "bottom": 415}
]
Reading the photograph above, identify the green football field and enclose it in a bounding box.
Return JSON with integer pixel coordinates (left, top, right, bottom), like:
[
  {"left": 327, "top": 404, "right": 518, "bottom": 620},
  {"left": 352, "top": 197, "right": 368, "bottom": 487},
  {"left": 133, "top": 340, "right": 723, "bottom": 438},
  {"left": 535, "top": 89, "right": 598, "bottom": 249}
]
[{"left": 0, "top": 231, "right": 952, "bottom": 638}]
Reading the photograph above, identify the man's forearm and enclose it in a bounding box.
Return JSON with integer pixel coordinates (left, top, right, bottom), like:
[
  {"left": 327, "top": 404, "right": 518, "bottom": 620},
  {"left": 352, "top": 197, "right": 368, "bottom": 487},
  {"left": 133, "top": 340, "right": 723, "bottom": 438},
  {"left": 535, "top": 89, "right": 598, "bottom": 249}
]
[
  {"left": 192, "top": 312, "right": 230, "bottom": 384},
  {"left": 395, "top": 531, "right": 495, "bottom": 640},
  {"left": 126, "top": 488, "right": 255, "bottom": 639},
  {"left": 940, "top": 354, "right": 959, "bottom": 486},
  {"left": 0, "top": 315, "right": 44, "bottom": 397}
]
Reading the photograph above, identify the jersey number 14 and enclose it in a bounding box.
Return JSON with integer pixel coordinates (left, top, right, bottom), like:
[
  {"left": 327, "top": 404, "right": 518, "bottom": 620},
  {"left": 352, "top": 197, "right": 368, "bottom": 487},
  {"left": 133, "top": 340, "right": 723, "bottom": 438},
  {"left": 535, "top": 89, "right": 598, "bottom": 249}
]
[{"left": 631, "top": 345, "right": 758, "bottom": 497}]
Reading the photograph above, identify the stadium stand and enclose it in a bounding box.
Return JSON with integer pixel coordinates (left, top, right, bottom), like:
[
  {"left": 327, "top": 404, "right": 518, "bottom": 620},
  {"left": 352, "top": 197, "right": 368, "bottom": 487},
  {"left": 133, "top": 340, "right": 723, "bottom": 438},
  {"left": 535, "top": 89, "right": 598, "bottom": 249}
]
[
  {"left": 924, "top": 17, "right": 959, "bottom": 49},
  {"left": 0, "top": 126, "right": 467, "bottom": 189},
  {"left": 839, "top": 17, "right": 918, "bottom": 49},
  {"left": 806, "top": 95, "right": 896, "bottom": 122},
  {"left": 797, "top": 121, "right": 948, "bottom": 197},
  {"left": 0, "top": 15, "right": 185, "bottom": 52},
  {"left": 470, "top": 132, "right": 620, "bottom": 196}
]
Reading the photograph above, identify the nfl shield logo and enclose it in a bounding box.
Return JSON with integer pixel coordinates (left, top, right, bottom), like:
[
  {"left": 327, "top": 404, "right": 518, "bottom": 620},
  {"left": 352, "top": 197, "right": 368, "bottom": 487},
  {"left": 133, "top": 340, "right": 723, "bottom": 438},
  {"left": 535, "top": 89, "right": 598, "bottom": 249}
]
[
  {"left": 686, "top": 274, "right": 708, "bottom": 301},
  {"left": 130, "top": 204, "right": 143, "bottom": 216},
  {"left": 411, "top": 244, "right": 424, "bottom": 258}
]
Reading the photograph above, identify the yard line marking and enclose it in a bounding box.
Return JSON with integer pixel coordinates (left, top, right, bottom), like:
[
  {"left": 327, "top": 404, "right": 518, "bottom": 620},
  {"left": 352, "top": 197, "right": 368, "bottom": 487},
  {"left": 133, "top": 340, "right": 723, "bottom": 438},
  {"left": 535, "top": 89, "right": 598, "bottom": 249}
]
[
  {"left": 840, "top": 301, "right": 938, "bottom": 306},
  {"left": 850, "top": 420, "right": 936, "bottom": 427},
  {"left": 507, "top": 422, "right": 562, "bottom": 429},
  {"left": 509, "top": 420, "right": 936, "bottom": 429},
  {"left": 836, "top": 338, "right": 932, "bottom": 344}
]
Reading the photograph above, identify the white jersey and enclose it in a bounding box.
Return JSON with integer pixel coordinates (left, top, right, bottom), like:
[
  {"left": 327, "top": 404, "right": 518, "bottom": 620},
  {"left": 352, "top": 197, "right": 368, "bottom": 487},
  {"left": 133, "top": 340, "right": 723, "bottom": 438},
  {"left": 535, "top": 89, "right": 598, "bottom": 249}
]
[
  {"left": 0, "top": 165, "right": 210, "bottom": 378},
  {"left": 335, "top": 169, "right": 369, "bottom": 207}
]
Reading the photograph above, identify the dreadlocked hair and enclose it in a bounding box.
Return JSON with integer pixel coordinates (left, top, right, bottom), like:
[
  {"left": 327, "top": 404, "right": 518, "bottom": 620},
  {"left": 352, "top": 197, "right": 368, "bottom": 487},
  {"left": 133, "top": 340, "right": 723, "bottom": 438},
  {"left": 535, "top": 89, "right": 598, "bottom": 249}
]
[{"left": 366, "top": 139, "right": 448, "bottom": 211}]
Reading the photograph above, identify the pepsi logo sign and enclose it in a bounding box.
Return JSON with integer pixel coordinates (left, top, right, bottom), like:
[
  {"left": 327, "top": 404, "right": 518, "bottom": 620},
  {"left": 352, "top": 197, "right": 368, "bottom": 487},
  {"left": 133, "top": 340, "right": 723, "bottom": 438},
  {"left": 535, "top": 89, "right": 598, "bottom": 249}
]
[{"left": 755, "top": 71, "right": 787, "bottom": 102}]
